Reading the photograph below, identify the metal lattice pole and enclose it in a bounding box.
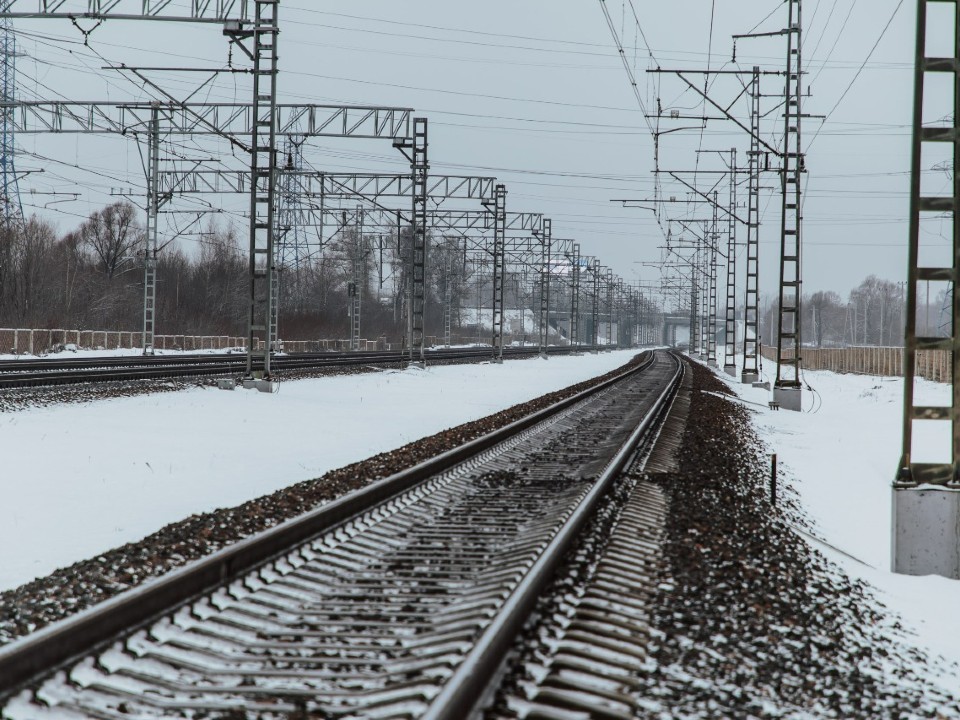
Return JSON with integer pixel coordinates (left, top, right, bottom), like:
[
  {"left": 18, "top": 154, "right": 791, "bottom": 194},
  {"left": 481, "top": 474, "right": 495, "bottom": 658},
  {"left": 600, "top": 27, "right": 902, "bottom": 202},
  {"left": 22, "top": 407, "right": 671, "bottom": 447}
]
[
  {"left": 538, "top": 218, "right": 552, "bottom": 357},
  {"left": 490, "top": 184, "right": 506, "bottom": 362},
  {"left": 591, "top": 261, "right": 600, "bottom": 352},
  {"left": 742, "top": 67, "right": 763, "bottom": 384},
  {"left": 141, "top": 105, "right": 160, "bottom": 355},
  {"left": 570, "top": 243, "right": 581, "bottom": 349},
  {"left": 350, "top": 210, "right": 364, "bottom": 352},
  {"left": 774, "top": 0, "right": 805, "bottom": 410},
  {"left": 724, "top": 148, "right": 738, "bottom": 376},
  {"left": 408, "top": 117, "right": 428, "bottom": 366},
  {"left": 893, "top": 0, "right": 960, "bottom": 577},
  {"left": 0, "top": 14, "right": 20, "bottom": 227},
  {"left": 245, "top": 0, "right": 280, "bottom": 379},
  {"left": 708, "top": 196, "right": 719, "bottom": 365}
]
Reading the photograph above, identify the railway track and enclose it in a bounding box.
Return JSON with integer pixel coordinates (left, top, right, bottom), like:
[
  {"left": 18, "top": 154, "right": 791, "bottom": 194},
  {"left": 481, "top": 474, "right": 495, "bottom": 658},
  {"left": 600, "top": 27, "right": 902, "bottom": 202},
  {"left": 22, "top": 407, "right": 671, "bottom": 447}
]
[
  {"left": 0, "top": 345, "right": 601, "bottom": 390},
  {"left": 0, "top": 349, "right": 681, "bottom": 719}
]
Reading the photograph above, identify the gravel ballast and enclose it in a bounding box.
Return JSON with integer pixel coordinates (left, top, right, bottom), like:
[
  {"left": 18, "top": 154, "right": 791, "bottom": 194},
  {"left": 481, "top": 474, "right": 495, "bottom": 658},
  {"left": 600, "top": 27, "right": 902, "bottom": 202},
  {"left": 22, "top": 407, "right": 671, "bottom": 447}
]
[{"left": 635, "top": 360, "right": 960, "bottom": 718}]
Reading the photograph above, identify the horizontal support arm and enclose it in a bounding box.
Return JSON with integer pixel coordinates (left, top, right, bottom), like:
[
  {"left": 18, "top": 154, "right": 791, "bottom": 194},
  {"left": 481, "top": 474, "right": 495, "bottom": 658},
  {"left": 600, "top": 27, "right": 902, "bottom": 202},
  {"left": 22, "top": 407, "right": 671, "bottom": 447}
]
[{"left": 4, "top": 101, "right": 413, "bottom": 139}]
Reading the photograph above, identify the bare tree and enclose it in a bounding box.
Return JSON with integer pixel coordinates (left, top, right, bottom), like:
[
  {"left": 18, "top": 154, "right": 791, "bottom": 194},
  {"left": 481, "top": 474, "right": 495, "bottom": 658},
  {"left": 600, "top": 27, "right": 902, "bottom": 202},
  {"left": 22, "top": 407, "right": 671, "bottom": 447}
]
[{"left": 79, "top": 202, "right": 142, "bottom": 280}]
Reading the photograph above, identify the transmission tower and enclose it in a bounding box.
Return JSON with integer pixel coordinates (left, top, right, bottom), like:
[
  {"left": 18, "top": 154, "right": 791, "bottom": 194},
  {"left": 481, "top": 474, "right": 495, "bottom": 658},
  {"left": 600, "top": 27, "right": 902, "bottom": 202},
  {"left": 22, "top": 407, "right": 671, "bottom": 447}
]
[
  {"left": 275, "top": 136, "right": 313, "bottom": 319},
  {"left": 0, "top": 15, "right": 21, "bottom": 226}
]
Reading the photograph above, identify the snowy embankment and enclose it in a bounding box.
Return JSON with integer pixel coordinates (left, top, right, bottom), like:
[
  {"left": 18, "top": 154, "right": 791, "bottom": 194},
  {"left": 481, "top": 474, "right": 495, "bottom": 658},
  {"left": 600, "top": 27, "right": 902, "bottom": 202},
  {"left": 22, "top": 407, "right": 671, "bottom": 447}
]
[
  {"left": 0, "top": 350, "right": 638, "bottom": 592},
  {"left": 715, "top": 353, "right": 960, "bottom": 690}
]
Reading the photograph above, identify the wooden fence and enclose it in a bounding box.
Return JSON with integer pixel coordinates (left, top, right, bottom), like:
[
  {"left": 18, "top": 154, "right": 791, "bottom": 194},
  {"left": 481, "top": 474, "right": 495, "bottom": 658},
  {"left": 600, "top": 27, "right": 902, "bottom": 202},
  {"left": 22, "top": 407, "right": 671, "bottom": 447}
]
[{"left": 759, "top": 345, "right": 952, "bottom": 382}]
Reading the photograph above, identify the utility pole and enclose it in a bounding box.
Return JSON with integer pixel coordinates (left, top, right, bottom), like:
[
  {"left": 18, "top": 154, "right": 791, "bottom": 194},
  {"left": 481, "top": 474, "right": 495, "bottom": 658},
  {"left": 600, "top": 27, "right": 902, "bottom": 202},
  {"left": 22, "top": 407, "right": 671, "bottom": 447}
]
[
  {"left": 893, "top": 0, "right": 960, "bottom": 578},
  {"left": 488, "top": 183, "right": 507, "bottom": 363},
  {"left": 0, "top": 13, "right": 21, "bottom": 227},
  {"left": 724, "top": 148, "right": 738, "bottom": 377},
  {"left": 743, "top": 67, "right": 763, "bottom": 384},
  {"left": 773, "top": 0, "right": 805, "bottom": 412},
  {"left": 707, "top": 194, "right": 719, "bottom": 366},
  {"left": 350, "top": 209, "right": 365, "bottom": 352},
  {"left": 570, "top": 243, "right": 581, "bottom": 350},
  {"left": 243, "top": 0, "right": 281, "bottom": 384},
  {"left": 141, "top": 105, "right": 160, "bottom": 355},
  {"left": 538, "top": 218, "right": 552, "bottom": 358}
]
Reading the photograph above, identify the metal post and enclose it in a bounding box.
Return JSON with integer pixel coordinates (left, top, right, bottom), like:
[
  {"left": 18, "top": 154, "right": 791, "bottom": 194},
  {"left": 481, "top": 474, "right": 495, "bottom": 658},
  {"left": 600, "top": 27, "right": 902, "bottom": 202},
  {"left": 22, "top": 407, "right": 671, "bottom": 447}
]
[
  {"left": 351, "top": 209, "right": 364, "bottom": 351},
  {"left": 490, "top": 183, "right": 507, "bottom": 362},
  {"left": 0, "top": 14, "right": 21, "bottom": 227},
  {"left": 774, "top": 0, "right": 804, "bottom": 411},
  {"left": 539, "top": 218, "right": 552, "bottom": 358},
  {"left": 893, "top": 0, "right": 960, "bottom": 577},
  {"left": 742, "top": 67, "right": 762, "bottom": 385},
  {"left": 605, "top": 268, "right": 615, "bottom": 348},
  {"left": 142, "top": 104, "right": 160, "bottom": 355},
  {"left": 570, "top": 243, "right": 581, "bottom": 349},
  {"left": 591, "top": 261, "right": 600, "bottom": 352},
  {"left": 408, "top": 118, "right": 429, "bottom": 366},
  {"left": 707, "top": 196, "right": 719, "bottom": 366},
  {"left": 724, "top": 148, "right": 738, "bottom": 376},
  {"left": 245, "top": 0, "right": 280, "bottom": 381},
  {"left": 443, "top": 271, "right": 452, "bottom": 349}
]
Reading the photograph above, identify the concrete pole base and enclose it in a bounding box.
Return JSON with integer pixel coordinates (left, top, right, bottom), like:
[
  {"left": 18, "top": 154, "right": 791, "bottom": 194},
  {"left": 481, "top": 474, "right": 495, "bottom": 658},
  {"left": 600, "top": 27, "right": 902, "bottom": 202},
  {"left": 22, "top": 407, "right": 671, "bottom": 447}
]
[
  {"left": 773, "top": 386, "right": 802, "bottom": 412},
  {"left": 708, "top": 359, "right": 718, "bottom": 368},
  {"left": 741, "top": 372, "right": 759, "bottom": 384},
  {"left": 723, "top": 364, "right": 737, "bottom": 377},
  {"left": 893, "top": 486, "right": 960, "bottom": 578}
]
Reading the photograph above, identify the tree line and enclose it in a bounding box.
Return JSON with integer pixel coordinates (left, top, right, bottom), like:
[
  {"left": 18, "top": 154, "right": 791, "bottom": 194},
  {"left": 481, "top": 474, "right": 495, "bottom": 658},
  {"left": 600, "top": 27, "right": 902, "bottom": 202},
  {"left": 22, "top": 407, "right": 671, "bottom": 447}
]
[{"left": 0, "top": 202, "right": 554, "bottom": 343}]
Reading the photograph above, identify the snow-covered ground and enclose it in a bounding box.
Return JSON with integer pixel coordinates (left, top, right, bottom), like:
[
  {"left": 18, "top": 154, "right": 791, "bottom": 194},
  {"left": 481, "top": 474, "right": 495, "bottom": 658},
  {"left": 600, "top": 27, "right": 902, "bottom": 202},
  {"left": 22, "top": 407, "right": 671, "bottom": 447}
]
[
  {"left": 9, "top": 343, "right": 960, "bottom": 690},
  {"left": 0, "top": 350, "right": 637, "bottom": 592},
  {"left": 711, "top": 351, "right": 960, "bottom": 688}
]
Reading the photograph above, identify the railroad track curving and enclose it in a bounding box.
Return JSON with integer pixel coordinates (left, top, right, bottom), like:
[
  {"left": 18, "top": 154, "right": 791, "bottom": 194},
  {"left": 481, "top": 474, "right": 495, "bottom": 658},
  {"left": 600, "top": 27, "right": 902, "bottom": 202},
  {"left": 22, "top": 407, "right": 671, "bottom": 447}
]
[
  {"left": 0, "top": 345, "right": 603, "bottom": 390},
  {"left": 0, "top": 349, "right": 681, "bottom": 719}
]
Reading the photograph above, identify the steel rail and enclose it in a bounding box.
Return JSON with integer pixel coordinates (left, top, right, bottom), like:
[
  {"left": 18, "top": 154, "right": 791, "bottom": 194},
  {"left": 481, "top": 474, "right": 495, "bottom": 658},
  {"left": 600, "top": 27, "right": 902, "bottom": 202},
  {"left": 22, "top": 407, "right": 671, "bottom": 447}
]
[
  {"left": 0, "top": 350, "right": 657, "bottom": 703},
  {"left": 423, "top": 352, "right": 683, "bottom": 719}
]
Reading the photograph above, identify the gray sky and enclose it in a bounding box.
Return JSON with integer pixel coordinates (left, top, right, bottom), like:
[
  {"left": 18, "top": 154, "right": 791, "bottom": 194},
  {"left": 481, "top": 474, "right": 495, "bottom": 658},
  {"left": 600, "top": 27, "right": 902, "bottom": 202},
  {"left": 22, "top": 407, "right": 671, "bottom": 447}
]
[{"left": 8, "top": 0, "right": 918, "bottom": 305}]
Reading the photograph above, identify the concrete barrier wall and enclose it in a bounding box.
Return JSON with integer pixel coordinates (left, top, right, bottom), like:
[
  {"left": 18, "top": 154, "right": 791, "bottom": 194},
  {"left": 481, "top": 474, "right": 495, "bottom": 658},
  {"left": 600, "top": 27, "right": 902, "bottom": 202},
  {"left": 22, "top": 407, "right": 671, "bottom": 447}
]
[{"left": 760, "top": 345, "right": 951, "bottom": 382}]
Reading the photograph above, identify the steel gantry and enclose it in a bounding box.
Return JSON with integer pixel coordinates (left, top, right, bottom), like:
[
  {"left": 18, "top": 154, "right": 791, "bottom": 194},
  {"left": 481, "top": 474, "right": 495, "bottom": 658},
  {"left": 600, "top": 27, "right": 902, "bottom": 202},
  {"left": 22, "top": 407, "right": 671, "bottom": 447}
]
[
  {"left": 0, "top": 1, "right": 286, "bottom": 377},
  {"left": 893, "top": 0, "right": 960, "bottom": 578},
  {"left": 159, "top": 170, "right": 503, "bottom": 357}
]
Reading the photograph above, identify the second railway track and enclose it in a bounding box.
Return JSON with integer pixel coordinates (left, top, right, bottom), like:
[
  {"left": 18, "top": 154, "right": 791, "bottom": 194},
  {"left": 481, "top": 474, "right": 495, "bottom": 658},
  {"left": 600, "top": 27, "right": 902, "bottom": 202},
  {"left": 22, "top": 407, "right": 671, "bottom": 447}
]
[
  {"left": 0, "top": 349, "right": 681, "bottom": 719},
  {"left": 0, "top": 346, "right": 598, "bottom": 390}
]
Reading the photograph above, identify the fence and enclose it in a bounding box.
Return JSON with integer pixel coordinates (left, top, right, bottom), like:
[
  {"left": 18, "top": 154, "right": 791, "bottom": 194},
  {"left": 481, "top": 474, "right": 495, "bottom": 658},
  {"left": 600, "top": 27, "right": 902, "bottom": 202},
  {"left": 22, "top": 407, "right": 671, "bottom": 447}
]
[
  {"left": 760, "top": 345, "right": 952, "bottom": 383},
  {"left": 0, "top": 328, "right": 245, "bottom": 355},
  {"left": 0, "top": 328, "right": 494, "bottom": 356}
]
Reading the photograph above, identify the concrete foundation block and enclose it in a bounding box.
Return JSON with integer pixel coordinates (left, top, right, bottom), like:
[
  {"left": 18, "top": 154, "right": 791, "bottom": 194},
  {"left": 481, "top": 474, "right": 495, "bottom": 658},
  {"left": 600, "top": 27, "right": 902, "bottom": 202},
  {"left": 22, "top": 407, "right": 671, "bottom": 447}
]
[
  {"left": 216, "top": 379, "right": 237, "bottom": 391},
  {"left": 254, "top": 379, "right": 278, "bottom": 394},
  {"left": 893, "top": 486, "right": 960, "bottom": 578},
  {"left": 724, "top": 365, "right": 737, "bottom": 378},
  {"left": 708, "top": 360, "right": 718, "bottom": 368},
  {"left": 742, "top": 372, "right": 760, "bottom": 385},
  {"left": 773, "top": 386, "right": 802, "bottom": 412},
  {"left": 751, "top": 381, "right": 770, "bottom": 390}
]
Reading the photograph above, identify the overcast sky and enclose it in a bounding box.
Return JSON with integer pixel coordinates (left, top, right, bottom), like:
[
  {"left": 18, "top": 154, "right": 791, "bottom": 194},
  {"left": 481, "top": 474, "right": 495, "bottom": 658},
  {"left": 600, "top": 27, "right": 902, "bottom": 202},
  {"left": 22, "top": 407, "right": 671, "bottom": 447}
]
[{"left": 7, "top": 0, "right": 919, "bottom": 305}]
